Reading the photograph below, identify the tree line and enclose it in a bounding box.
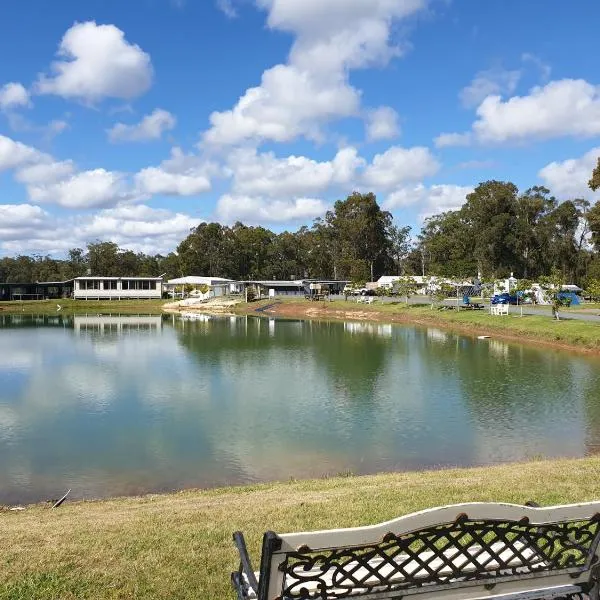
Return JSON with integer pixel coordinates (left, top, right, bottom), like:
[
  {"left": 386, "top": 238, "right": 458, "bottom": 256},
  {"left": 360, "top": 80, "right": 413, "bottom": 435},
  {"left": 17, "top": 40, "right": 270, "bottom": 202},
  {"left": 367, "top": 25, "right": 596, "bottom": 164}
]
[{"left": 2, "top": 164, "right": 600, "bottom": 286}]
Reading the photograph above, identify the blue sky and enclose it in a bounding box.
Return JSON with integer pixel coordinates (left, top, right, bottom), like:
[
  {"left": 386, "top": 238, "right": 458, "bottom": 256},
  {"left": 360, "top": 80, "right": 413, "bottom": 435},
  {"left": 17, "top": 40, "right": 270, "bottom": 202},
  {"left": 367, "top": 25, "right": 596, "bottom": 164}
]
[{"left": 1, "top": 0, "right": 599, "bottom": 256}]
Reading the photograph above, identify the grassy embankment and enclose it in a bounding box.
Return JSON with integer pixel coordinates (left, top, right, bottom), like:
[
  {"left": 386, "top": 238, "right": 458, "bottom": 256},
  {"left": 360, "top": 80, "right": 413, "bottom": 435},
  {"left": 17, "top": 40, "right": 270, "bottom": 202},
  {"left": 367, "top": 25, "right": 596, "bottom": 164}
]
[
  {"left": 2, "top": 457, "right": 600, "bottom": 599},
  {"left": 240, "top": 297, "right": 600, "bottom": 352},
  {"left": 0, "top": 298, "right": 167, "bottom": 315}
]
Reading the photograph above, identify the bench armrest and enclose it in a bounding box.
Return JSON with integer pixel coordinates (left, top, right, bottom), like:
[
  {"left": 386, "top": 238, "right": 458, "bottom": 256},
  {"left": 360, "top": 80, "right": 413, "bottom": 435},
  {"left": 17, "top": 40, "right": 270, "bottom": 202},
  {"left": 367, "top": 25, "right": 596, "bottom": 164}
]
[{"left": 232, "top": 531, "right": 259, "bottom": 600}]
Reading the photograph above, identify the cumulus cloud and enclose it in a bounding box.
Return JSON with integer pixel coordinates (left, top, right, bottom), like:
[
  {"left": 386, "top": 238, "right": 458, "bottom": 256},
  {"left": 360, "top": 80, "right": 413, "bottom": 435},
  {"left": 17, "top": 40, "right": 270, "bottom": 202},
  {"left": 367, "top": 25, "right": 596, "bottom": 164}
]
[
  {"left": 365, "top": 106, "right": 400, "bottom": 141},
  {"left": 27, "top": 169, "right": 134, "bottom": 209},
  {"left": 134, "top": 148, "right": 215, "bottom": 196},
  {"left": 108, "top": 109, "right": 176, "bottom": 142},
  {"left": 36, "top": 21, "right": 153, "bottom": 102},
  {"left": 0, "top": 83, "right": 31, "bottom": 110},
  {"left": 362, "top": 146, "right": 440, "bottom": 189},
  {"left": 82, "top": 205, "right": 201, "bottom": 240},
  {"left": 0, "top": 204, "right": 54, "bottom": 246},
  {"left": 434, "top": 132, "right": 472, "bottom": 148},
  {"left": 227, "top": 146, "right": 365, "bottom": 197},
  {"left": 539, "top": 147, "right": 600, "bottom": 199},
  {"left": 0, "top": 204, "right": 203, "bottom": 256},
  {"left": 15, "top": 160, "right": 76, "bottom": 184},
  {"left": 217, "top": 194, "right": 327, "bottom": 223},
  {"left": 202, "top": 0, "right": 426, "bottom": 146},
  {"left": 0, "top": 134, "right": 49, "bottom": 171},
  {"left": 437, "top": 79, "right": 600, "bottom": 146},
  {"left": 384, "top": 184, "right": 473, "bottom": 221},
  {"left": 459, "top": 67, "right": 521, "bottom": 109},
  {"left": 135, "top": 167, "right": 211, "bottom": 196}
]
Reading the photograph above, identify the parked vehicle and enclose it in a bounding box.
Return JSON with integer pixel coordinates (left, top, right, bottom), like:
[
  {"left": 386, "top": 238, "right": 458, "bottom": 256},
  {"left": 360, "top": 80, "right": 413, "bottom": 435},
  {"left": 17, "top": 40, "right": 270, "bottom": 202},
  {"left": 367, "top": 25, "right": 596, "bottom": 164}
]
[{"left": 491, "top": 293, "right": 519, "bottom": 305}]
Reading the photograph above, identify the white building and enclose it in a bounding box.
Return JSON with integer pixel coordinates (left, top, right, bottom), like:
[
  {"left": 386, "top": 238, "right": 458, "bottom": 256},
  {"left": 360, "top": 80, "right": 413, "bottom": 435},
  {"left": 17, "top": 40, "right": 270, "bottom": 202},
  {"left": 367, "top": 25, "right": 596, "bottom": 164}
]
[
  {"left": 73, "top": 277, "right": 163, "bottom": 300},
  {"left": 164, "top": 276, "right": 238, "bottom": 299}
]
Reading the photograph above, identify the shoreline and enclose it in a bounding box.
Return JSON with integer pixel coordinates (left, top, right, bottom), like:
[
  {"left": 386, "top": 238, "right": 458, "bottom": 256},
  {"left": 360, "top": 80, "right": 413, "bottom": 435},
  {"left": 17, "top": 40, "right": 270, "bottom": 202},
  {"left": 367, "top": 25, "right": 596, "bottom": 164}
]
[
  {"left": 2, "top": 457, "right": 600, "bottom": 599},
  {"left": 1, "top": 297, "right": 599, "bottom": 354},
  {"left": 234, "top": 299, "right": 600, "bottom": 356}
]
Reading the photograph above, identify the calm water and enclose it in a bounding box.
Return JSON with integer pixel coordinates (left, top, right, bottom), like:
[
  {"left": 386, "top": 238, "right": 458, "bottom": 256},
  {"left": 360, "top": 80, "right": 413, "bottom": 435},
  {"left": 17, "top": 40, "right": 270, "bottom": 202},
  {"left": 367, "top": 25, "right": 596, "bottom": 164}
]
[{"left": 1, "top": 313, "right": 600, "bottom": 504}]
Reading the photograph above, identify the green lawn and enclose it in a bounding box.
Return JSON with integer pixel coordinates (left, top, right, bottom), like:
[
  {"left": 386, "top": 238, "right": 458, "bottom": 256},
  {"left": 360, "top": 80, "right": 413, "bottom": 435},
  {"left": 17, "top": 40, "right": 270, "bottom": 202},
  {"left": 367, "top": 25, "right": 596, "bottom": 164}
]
[
  {"left": 0, "top": 299, "right": 168, "bottom": 315},
  {"left": 2, "top": 458, "right": 600, "bottom": 599}
]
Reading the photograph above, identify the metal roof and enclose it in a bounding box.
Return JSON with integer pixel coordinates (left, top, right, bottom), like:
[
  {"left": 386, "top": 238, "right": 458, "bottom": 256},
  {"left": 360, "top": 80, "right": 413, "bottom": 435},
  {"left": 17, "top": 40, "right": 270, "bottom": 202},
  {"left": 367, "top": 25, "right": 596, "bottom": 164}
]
[{"left": 74, "top": 276, "right": 163, "bottom": 281}]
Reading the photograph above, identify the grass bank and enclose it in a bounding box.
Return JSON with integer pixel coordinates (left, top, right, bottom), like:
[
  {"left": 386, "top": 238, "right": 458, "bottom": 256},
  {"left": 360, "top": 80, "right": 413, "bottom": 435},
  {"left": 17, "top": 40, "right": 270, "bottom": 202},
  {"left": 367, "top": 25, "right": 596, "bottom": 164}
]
[
  {"left": 0, "top": 299, "right": 167, "bottom": 315},
  {"left": 2, "top": 457, "right": 600, "bottom": 599},
  {"left": 239, "top": 298, "right": 600, "bottom": 353}
]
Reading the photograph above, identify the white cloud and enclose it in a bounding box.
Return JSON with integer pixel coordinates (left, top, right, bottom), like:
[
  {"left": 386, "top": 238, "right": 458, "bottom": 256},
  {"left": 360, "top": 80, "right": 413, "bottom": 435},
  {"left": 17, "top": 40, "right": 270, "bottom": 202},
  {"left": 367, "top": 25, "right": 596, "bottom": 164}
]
[
  {"left": 27, "top": 169, "right": 133, "bottom": 209},
  {"left": 0, "top": 204, "right": 53, "bottom": 244},
  {"left": 15, "top": 160, "right": 75, "bottom": 185},
  {"left": 521, "top": 53, "right": 551, "bottom": 81},
  {"left": 434, "top": 132, "right": 472, "bottom": 148},
  {"left": 216, "top": 0, "right": 237, "bottom": 18},
  {"left": 459, "top": 67, "right": 521, "bottom": 109},
  {"left": 439, "top": 79, "right": 600, "bottom": 146},
  {"left": 203, "top": 65, "right": 360, "bottom": 145},
  {"left": 217, "top": 194, "right": 327, "bottom": 223},
  {"left": 539, "top": 147, "right": 600, "bottom": 199},
  {"left": 384, "top": 184, "right": 473, "bottom": 221},
  {"left": 0, "top": 204, "right": 203, "bottom": 256},
  {"left": 0, "top": 134, "right": 49, "bottom": 172},
  {"left": 135, "top": 167, "right": 211, "bottom": 196},
  {"left": 365, "top": 106, "right": 400, "bottom": 141},
  {"left": 0, "top": 83, "right": 31, "bottom": 110},
  {"left": 82, "top": 205, "right": 200, "bottom": 240},
  {"left": 108, "top": 109, "right": 176, "bottom": 142},
  {"left": 134, "top": 147, "right": 216, "bottom": 197},
  {"left": 36, "top": 21, "right": 153, "bottom": 102},
  {"left": 227, "top": 146, "right": 364, "bottom": 197},
  {"left": 202, "top": 0, "right": 426, "bottom": 146},
  {"left": 362, "top": 146, "right": 440, "bottom": 189}
]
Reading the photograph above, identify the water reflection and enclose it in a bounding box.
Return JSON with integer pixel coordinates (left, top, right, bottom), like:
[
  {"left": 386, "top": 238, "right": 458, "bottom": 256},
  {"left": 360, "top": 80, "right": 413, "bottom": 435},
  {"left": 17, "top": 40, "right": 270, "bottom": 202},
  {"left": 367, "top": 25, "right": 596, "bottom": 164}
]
[{"left": 1, "top": 313, "right": 600, "bottom": 504}]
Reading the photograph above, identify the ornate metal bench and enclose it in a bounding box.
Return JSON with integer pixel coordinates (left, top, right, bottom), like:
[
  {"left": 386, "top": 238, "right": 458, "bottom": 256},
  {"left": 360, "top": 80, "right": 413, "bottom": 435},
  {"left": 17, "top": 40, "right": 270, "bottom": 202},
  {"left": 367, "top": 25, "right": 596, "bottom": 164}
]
[{"left": 232, "top": 502, "right": 600, "bottom": 600}]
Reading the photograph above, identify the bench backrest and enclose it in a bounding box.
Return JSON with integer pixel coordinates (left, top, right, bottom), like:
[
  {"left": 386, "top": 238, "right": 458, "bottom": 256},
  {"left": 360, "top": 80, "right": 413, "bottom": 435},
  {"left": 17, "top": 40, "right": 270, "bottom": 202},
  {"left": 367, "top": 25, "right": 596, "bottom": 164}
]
[{"left": 258, "top": 502, "right": 600, "bottom": 600}]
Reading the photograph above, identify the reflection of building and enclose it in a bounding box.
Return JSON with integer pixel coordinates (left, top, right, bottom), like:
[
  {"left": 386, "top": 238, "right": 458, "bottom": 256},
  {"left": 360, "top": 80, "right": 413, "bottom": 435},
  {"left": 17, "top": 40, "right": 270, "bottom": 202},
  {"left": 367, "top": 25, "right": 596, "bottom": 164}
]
[
  {"left": 73, "top": 277, "right": 162, "bottom": 300},
  {"left": 344, "top": 322, "right": 393, "bottom": 337},
  {"left": 73, "top": 315, "right": 163, "bottom": 334}
]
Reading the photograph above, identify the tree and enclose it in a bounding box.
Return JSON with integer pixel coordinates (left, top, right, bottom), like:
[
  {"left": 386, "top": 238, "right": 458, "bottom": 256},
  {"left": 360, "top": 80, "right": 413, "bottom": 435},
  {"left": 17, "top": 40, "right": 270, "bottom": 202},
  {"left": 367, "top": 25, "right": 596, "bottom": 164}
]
[
  {"left": 589, "top": 157, "right": 600, "bottom": 191},
  {"left": 585, "top": 279, "right": 600, "bottom": 303},
  {"left": 462, "top": 180, "right": 520, "bottom": 277},
  {"left": 539, "top": 268, "right": 564, "bottom": 320},
  {"left": 588, "top": 201, "right": 600, "bottom": 251},
  {"left": 87, "top": 241, "right": 120, "bottom": 276},
  {"left": 394, "top": 277, "right": 419, "bottom": 305},
  {"left": 427, "top": 280, "right": 453, "bottom": 309},
  {"left": 324, "top": 192, "right": 393, "bottom": 282},
  {"left": 389, "top": 224, "right": 412, "bottom": 276}
]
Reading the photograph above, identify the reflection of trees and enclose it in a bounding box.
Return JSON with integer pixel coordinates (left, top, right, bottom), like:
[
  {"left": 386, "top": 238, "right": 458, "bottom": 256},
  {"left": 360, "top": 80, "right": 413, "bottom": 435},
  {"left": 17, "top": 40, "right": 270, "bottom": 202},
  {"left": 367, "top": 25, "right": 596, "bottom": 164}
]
[
  {"left": 580, "top": 359, "right": 600, "bottom": 455},
  {"left": 453, "top": 339, "right": 593, "bottom": 461},
  {"left": 306, "top": 321, "right": 394, "bottom": 403},
  {"left": 172, "top": 315, "right": 308, "bottom": 363}
]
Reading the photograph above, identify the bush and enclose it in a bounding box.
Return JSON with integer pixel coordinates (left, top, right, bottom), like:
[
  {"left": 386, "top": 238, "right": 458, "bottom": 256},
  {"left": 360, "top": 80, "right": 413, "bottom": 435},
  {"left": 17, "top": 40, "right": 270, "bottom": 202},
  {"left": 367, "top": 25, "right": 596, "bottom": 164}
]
[{"left": 246, "top": 287, "right": 256, "bottom": 302}]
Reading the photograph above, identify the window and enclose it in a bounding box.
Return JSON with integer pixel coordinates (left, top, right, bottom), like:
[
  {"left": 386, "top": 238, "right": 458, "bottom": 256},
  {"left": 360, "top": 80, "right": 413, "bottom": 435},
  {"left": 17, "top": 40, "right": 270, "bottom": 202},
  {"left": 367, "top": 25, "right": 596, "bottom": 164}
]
[
  {"left": 103, "top": 280, "right": 118, "bottom": 290},
  {"left": 81, "top": 280, "right": 100, "bottom": 290}
]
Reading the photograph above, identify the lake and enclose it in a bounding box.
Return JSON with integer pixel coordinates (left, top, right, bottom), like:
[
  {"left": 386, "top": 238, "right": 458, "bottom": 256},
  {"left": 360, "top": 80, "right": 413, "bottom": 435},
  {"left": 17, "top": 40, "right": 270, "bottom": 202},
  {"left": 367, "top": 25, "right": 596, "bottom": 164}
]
[{"left": 1, "top": 312, "right": 600, "bottom": 504}]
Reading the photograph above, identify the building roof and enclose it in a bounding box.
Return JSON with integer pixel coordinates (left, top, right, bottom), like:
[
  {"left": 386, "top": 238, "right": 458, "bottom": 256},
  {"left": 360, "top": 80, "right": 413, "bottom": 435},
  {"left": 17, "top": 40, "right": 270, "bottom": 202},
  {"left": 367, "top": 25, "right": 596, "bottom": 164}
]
[
  {"left": 74, "top": 276, "right": 163, "bottom": 281},
  {"left": 166, "top": 276, "right": 234, "bottom": 285}
]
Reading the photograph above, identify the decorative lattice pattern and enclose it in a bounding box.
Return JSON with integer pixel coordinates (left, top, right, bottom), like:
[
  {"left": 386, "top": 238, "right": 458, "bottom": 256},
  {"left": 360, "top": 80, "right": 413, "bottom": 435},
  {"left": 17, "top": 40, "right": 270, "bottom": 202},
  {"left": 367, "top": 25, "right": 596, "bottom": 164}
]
[{"left": 279, "top": 516, "right": 600, "bottom": 599}]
